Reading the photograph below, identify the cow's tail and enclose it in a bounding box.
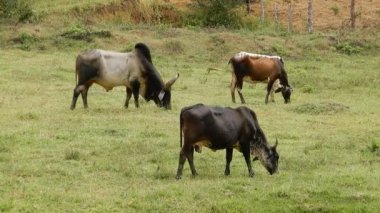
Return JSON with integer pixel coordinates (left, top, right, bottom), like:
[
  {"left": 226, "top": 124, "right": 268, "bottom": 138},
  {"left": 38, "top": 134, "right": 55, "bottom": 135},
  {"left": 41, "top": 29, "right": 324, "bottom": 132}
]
[
  {"left": 228, "top": 57, "right": 236, "bottom": 87},
  {"left": 179, "top": 104, "right": 203, "bottom": 148},
  {"left": 179, "top": 110, "right": 183, "bottom": 148},
  {"left": 74, "top": 56, "right": 80, "bottom": 86}
]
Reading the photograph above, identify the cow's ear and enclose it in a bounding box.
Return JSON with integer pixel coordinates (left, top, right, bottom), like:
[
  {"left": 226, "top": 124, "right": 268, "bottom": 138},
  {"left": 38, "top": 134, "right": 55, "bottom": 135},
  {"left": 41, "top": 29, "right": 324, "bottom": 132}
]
[
  {"left": 274, "top": 87, "right": 282, "bottom": 93},
  {"left": 252, "top": 156, "right": 259, "bottom": 162},
  {"left": 158, "top": 90, "right": 165, "bottom": 101}
]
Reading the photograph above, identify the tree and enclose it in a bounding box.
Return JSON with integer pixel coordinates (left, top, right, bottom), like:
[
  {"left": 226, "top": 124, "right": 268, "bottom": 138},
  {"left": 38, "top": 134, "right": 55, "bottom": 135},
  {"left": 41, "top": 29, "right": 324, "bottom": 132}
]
[
  {"left": 246, "top": 0, "right": 252, "bottom": 13},
  {"left": 260, "top": 0, "right": 265, "bottom": 22},
  {"left": 350, "top": 0, "right": 356, "bottom": 28}
]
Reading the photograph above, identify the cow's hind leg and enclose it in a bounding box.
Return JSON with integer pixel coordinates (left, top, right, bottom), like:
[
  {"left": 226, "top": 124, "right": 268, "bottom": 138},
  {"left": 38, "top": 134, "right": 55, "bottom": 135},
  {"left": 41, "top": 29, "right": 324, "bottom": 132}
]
[
  {"left": 71, "top": 85, "right": 86, "bottom": 110},
  {"left": 124, "top": 87, "right": 132, "bottom": 108},
  {"left": 176, "top": 147, "right": 187, "bottom": 180},
  {"left": 131, "top": 80, "right": 140, "bottom": 108},
  {"left": 70, "top": 87, "right": 80, "bottom": 110},
  {"left": 242, "top": 144, "right": 254, "bottom": 177},
  {"left": 187, "top": 146, "right": 197, "bottom": 177},
  {"left": 176, "top": 145, "right": 197, "bottom": 179},
  {"left": 236, "top": 78, "right": 246, "bottom": 104},
  {"left": 225, "top": 148, "right": 233, "bottom": 176}
]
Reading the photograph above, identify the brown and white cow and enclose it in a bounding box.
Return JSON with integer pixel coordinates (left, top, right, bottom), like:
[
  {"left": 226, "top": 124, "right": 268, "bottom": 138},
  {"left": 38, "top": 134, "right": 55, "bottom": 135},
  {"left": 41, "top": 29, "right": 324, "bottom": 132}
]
[
  {"left": 229, "top": 52, "right": 292, "bottom": 104},
  {"left": 70, "top": 43, "right": 179, "bottom": 110},
  {"left": 175, "top": 103, "right": 279, "bottom": 179}
]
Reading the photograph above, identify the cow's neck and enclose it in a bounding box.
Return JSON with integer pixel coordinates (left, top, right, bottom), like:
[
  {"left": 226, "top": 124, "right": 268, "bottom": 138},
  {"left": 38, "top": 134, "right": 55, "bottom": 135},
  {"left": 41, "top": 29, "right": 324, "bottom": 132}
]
[{"left": 251, "top": 141, "right": 270, "bottom": 160}]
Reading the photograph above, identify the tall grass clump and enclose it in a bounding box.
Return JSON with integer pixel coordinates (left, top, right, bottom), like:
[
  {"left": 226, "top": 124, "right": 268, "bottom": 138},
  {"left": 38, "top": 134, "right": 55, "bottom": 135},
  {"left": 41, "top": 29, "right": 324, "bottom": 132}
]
[
  {"left": 184, "top": 0, "right": 243, "bottom": 29},
  {"left": 11, "top": 32, "right": 39, "bottom": 51},
  {"left": 0, "top": 0, "right": 36, "bottom": 22},
  {"left": 61, "top": 24, "right": 111, "bottom": 42}
]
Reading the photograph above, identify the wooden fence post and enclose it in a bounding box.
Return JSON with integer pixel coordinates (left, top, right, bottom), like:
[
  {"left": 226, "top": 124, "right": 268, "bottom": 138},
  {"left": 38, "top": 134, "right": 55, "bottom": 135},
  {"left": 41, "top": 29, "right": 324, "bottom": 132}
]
[
  {"left": 287, "top": 3, "right": 293, "bottom": 33},
  {"left": 246, "top": 0, "right": 252, "bottom": 14},
  {"left": 307, "top": 0, "right": 313, "bottom": 33},
  {"left": 260, "top": 0, "right": 265, "bottom": 22},
  {"left": 350, "top": 0, "right": 356, "bottom": 28},
  {"left": 273, "top": 3, "right": 279, "bottom": 31}
]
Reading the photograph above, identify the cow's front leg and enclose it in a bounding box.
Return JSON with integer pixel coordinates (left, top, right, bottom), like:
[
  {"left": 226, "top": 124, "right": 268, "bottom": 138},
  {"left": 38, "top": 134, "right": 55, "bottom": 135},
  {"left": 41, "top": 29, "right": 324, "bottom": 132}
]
[
  {"left": 225, "top": 148, "right": 233, "bottom": 176},
  {"left": 242, "top": 144, "right": 254, "bottom": 177},
  {"left": 131, "top": 80, "right": 140, "bottom": 108},
  {"left": 125, "top": 87, "right": 132, "bottom": 108},
  {"left": 265, "top": 80, "right": 275, "bottom": 104}
]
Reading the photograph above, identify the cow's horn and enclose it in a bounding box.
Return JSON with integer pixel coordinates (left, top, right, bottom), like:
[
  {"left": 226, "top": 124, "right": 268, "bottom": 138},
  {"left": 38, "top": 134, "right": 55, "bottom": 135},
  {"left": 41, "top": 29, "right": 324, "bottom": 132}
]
[
  {"left": 274, "top": 138, "right": 278, "bottom": 149},
  {"left": 164, "top": 73, "right": 179, "bottom": 90}
]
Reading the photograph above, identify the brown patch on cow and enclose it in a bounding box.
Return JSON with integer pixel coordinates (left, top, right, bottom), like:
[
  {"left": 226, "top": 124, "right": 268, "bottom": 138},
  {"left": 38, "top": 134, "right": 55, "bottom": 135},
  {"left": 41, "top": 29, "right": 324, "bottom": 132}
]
[{"left": 194, "top": 140, "right": 214, "bottom": 153}]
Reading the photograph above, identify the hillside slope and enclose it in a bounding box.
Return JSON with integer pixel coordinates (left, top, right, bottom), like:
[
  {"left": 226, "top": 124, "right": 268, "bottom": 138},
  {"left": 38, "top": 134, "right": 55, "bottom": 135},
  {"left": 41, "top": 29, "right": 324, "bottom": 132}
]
[{"left": 171, "top": 0, "right": 380, "bottom": 31}]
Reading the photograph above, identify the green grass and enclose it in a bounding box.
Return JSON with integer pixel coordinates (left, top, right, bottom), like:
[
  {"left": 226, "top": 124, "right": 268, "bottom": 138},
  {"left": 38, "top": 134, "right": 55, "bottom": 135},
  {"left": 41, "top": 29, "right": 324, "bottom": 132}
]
[{"left": 0, "top": 2, "right": 380, "bottom": 212}]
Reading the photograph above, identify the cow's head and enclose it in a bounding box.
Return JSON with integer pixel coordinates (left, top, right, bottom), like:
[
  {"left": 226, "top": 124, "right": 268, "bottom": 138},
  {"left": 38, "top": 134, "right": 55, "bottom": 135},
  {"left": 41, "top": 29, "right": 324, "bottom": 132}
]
[
  {"left": 275, "top": 85, "right": 292, "bottom": 104},
  {"left": 156, "top": 73, "right": 179, "bottom": 110},
  {"left": 252, "top": 139, "right": 279, "bottom": 175}
]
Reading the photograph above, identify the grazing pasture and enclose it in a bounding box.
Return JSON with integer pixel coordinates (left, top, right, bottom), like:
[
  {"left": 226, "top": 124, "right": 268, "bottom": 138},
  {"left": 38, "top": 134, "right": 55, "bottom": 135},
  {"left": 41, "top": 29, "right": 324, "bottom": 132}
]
[{"left": 0, "top": 1, "right": 380, "bottom": 212}]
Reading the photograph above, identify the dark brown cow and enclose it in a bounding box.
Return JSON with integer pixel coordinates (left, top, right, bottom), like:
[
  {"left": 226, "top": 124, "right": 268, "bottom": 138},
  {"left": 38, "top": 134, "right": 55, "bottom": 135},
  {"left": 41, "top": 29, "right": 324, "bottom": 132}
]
[
  {"left": 70, "top": 43, "right": 179, "bottom": 110},
  {"left": 175, "top": 103, "right": 279, "bottom": 179},
  {"left": 229, "top": 54, "right": 292, "bottom": 104}
]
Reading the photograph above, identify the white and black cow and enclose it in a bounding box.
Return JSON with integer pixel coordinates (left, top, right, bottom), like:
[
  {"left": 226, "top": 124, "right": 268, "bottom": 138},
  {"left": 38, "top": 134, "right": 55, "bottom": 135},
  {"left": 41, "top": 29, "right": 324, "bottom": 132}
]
[{"left": 70, "top": 43, "right": 179, "bottom": 110}]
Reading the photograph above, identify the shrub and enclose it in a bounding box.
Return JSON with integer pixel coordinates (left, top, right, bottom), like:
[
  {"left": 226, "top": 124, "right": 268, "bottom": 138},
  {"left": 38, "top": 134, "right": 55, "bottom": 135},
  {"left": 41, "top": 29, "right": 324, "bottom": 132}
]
[
  {"left": 11, "top": 32, "right": 38, "bottom": 51},
  {"left": 61, "top": 24, "right": 111, "bottom": 42},
  {"left": 335, "top": 41, "right": 363, "bottom": 55},
  {"left": 0, "top": 0, "right": 36, "bottom": 22},
  {"left": 330, "top": 5, "right": 339, "bottom": 16},
  {"left": 185, "top": 0, "right": 243, "bottom": 29}
]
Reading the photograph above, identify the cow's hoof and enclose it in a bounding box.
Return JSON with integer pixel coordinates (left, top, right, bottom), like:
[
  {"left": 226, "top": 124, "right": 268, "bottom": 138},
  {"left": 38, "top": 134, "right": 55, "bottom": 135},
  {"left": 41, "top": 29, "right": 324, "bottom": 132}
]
[
  {"left": 224, "top": 170, "right": 230, "bottom": 176},
  {"left": 175, "top": 175, "right": 181, "bottom": 180},
  {"left": 191, "top": 173, "right": 198, "bottom": 178},
  {"left": 249, "top": 173, "right": 255, "bottom": 178}
]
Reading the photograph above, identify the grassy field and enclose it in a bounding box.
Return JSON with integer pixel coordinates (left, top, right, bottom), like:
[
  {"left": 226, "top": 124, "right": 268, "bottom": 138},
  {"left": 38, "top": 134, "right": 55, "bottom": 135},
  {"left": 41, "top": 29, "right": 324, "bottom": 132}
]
[{"left": 1, "top": 1, "right": 380, "bottom": 212}]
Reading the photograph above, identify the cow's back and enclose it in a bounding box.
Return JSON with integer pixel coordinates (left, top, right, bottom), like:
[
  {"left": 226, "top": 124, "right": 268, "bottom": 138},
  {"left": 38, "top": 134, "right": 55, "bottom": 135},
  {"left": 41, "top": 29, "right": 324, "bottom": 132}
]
[
  {"left": 77, "top": 49, "right": 143, "bottom": 90},
  {"left": 246, "top": 57, "right": 280, "bottom": 81},
  {"left": 182, "top": 104, "right": 250, "bottom": 149}
]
